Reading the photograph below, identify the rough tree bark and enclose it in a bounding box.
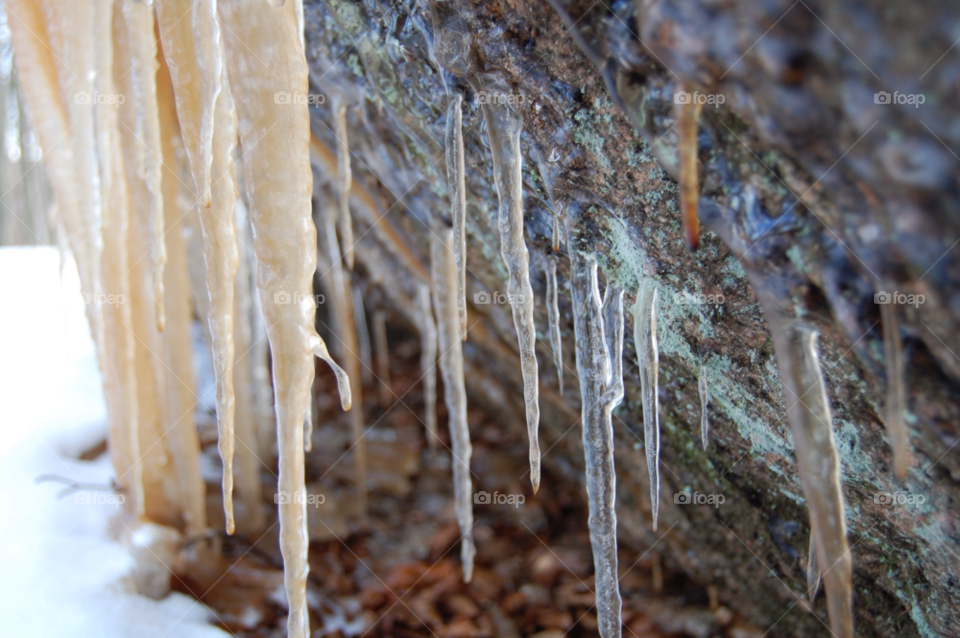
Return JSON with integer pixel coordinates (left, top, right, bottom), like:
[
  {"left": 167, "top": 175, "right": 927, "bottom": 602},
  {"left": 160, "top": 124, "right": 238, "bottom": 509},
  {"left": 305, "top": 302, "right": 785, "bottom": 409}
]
[{"left": 302, "top": 0, "right": 960, "bottom": 635}]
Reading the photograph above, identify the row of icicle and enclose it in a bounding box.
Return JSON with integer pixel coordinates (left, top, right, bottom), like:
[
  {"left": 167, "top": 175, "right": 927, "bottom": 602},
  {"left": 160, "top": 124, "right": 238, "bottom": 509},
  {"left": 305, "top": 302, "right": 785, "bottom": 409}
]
[{"left": 7, "top": 1, "right": 913, "bottom": 637}]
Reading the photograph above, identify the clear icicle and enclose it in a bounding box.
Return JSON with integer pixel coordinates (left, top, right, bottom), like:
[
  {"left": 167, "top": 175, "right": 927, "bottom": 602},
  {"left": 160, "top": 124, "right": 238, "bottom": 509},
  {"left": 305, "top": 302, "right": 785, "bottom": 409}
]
[
  {"left": 807, "top": 532, "right": 821, "bottom": 602},
  {"left": 154, "top": 0, "right": 221, "bottom": 208},
  {"left": 676, "top": 81, "right": 702, "bottom": 251},
  {"left": 218, "top": 1, "right": 350, "bottom": 636},
  {"left": 122, "top": 0, "right": 166, "bottom": 332},
  {"left": 881, "top": 302, "right": 910, "bottom": 479},
  {"left": 770, "top": 321, "right": 852, "bottom": 638},
  {"left": 418, "top": 283, "right": 439, "bottom": 449},
  {"left": 430, "top": 226, "right": 475, "bottom": 582},
  {"left": 568, "top": 254, "right": 624, "bottom": 638},
  {"left": 699, "top": 363, "right": 709, "bottom": 450},
  {"left": 445, "top": 91, "right": 468, "bottom": 339},
  {"left": 353, "top": 284, "right": 373, "bottom": 385},
  {"left": 373, "top": 310, "right": 393, "bottom": 410},
  {"left": 319, "top": 197, "right": 367, "bottom": 521},
  {"left": 335, "top": 102, "right": 355, "bottom": 270},
  {"left": 478, "top": 79, "right": 540, "bottom": 493},
  {"left": 635, "top": 280, "right": 660, "bottom": 531},
  {"left": 546, "top": 255, "right": 563, "bottom": 395}
]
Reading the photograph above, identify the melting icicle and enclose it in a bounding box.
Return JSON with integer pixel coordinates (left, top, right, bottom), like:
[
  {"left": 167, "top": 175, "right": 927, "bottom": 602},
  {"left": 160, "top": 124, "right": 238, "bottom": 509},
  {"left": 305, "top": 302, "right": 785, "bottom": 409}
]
[
  {"left": 699, "top": 363, "right": 709, "bottom": 450},
  {"left": 676, "top": 82, "right": 702, "bottom": 251},
  {"left": 568, "top": 254, "right": 625, "bottom": 638},
  {"left": 335, "top": 102, "right": 355, "bottom": 270},
  {"left": 477, "top": 78, "right": 540, "bottom": 493},
  {"left": 769, "top": 321, "right": 852, "bottom": 638},
  {"left": 418, "top": 283, "right": 439, "bottom": 449},
  {"left": 430, "top": 226, "right": 476, "bottom": 582},
  {"left": 154, "top": 0, "right": 221, "bottom": 208},
  {"left": 218, "top": 1, "right": 350, "bottom": 636},
  {"left": 179, "top": 58, "right": 241, "bottom": 534},
  {"left": 881, "top": 302, "right": 910, "bottom": 479},
  {"left": 157, "top": 44, "right": 207, "bottom": 534},
  {"left": 634, "top": 280, "right": 660, "bottom": 531},
  {"left": 122, "top": 0, "right": 166, "bottom": 332},
  {"left": 546, "top": 255, "right": 563, "bottom": 395},
  {"left": 445, "top": 91, "right": 468, "bottom": 339},
  {"left": 807, "top": 532, "right": 821, "bottom": 602},
  {"left": 373, "top": 310, "right": 393, "bottom": 410}
]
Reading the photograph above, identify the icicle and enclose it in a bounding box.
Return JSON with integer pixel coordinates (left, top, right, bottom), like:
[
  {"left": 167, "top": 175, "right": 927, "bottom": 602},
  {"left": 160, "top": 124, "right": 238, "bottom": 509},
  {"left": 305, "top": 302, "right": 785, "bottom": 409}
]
[
  {"left": 546, "top": 255, "right": 563, "bottom": 395},
  {"left": 445, "top": 91, "right": 468, "bottom": 339},
  {"left": 552, "top": 205, "right": 561, "bottom": 253},
  {"left": 335, "top": 102, "right": 355, "bottom": 270},
  {"left": 122, "top": 0, "right": 166, "bottom": 332},
  {"left": 115, "top": 3, "right": 181, "bottom": 526},
  {"left": 881, "top": 302, "right": 910, "bottom": 479},
  {"left": 157, "top": 42, "right": 207, "bottom": 534},
  {"left": 319, "top": 196, "right": 367, "bottom": 521},
  {"left": 807, "top": 532, "right": 821, "bottom": 602},
  {"left": 699, "top": 363, "right": 709, "bottom": 450},
  {"left": 418, "top": 283, "right": 439, "bottom": 449},
  {"left": 98, "top": 18, "right": 142, "bottom": 518},
  {"left": 6, "top": 0, "right": 86, "bottom": 295},
  {"left": 430, "top": 226, "right": 476, "bottom": 582},
  {"left": 477, "top": 78, "right": 540, "bottom": 493},
  {"left": 44, "top": 0, "right": 104, "bottom": 354},
  {"left": 676, "top": 81, "right": 702, "bottom": 251},
  {"left": 634, "top": 280, "right": 660, "bottom": 531},
  {"left": 237, "top": 195, "right": 276, "bottom": 465},
  {"left": 232, "top": 198, "right": 267, "bottom": 534},
  {"left": 294, "top": 0, "right": 305, "bottom": 52},
  {"left": 154, "top": 0, "right": 221, "bottom": 208},
  {"left": 373, "top": 310, "right": 393, "bottom": 410},
  {"left": 770, "top": 321, "right": 852, "bottom": 638},
  {"left": 568, "top": 254, "right": 624, "bottom": 638},
  {"left": 218, "top": 1, "right": 350, "bottom": 636},
  {"left": 353, "top": 284, "right": 373, "bottom": 384},
  {"left": 195, "top": 60, "right": 242, "bottom": 534}
]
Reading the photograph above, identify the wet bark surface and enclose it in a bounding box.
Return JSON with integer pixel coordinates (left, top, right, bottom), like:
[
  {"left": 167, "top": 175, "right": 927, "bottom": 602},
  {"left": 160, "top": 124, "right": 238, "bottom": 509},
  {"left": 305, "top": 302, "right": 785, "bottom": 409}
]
[{"left": 295, "top": 0, "right": 960, "bottom": 635}]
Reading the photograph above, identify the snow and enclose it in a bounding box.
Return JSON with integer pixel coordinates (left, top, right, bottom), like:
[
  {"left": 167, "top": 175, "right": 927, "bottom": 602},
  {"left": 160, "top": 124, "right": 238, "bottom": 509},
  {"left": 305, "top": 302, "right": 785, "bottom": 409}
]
[{"left": 0, "top": 247, "right": 228, "bottom": 638}]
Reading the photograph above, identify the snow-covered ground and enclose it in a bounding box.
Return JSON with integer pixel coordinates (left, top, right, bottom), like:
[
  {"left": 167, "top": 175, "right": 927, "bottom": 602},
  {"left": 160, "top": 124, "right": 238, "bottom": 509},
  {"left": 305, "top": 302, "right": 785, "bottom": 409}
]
[{"left": 0, "top": 247, "right": 227, "bottom": 638}]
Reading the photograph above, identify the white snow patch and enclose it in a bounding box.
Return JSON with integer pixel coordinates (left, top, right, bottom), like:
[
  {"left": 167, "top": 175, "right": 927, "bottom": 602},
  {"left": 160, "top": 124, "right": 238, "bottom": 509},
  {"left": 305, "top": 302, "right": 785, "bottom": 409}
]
[{"left": 0, "top": 247, "right": 228, "bottom": 638}]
